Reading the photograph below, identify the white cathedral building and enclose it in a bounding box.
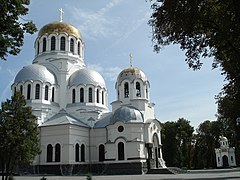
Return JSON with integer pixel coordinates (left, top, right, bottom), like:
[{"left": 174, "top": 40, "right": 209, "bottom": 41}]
[{"left": 11, "top": 18, "right": 166, "bottom": 175}]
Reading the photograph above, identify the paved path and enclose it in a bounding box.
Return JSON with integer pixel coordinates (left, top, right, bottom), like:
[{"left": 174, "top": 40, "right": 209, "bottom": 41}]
[{"left": 14, "top": 168, "right": 240, "bottom": 180}]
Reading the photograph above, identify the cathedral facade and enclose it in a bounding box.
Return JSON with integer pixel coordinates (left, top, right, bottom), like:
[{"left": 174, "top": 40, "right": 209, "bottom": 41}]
[{"left": 11, "top": 19, "right": 166, "bottom": 175}]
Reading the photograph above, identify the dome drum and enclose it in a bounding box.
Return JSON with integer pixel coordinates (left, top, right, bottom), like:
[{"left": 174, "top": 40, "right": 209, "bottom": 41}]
[{"left": 35, "top": 21, "right": 84, "bottom": 58}]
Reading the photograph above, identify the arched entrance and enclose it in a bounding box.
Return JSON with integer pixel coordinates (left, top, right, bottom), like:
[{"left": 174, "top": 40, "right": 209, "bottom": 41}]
[
  {"left": 222, "top": 155, "right": 229, "bottom": 167},
  {"left": 153, "top": 133, "right": 160, "bottom": 168}
]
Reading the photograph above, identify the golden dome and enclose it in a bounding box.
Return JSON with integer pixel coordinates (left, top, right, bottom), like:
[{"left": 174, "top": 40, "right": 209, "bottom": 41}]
[
  {"left": 117, "top": 67, "right": 148, "bottom": 84},
  {"left": 38, "top": 21, "right": 82, "bottom": 38}
]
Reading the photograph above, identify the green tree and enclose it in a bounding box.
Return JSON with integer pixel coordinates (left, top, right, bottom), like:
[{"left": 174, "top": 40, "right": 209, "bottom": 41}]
[
  {"left": 0, "top": 0, "right": 37, "bottom": 60},
  {"left": 176, "top": 118, "right": 194, "bottom": 168},
  {"left": 149, "top": 0, "right": 240, "bottom": 165},
  {"left": 161, "top": 118, "right": 194, "bottom": 168},
  {"left": 192, "top": 120, "right": 223, "bottom": 169},
  {"left": 0, "top": 92, "right": 41, "bottom": 180}
]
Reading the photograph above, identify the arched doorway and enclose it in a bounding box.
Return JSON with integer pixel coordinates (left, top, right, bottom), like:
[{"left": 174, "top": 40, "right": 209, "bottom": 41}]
[
  {"left": 99, "top": 144, "right": 105, "bottom": 162},
  {"left": 118, "top": 142, "right": 124, "bottom": 160},
  {"left": 153, "top": 133, "right": 159, "bottom": 168},
  {"left": 222, "top": 155, "right": 229, "bottom": 167}
]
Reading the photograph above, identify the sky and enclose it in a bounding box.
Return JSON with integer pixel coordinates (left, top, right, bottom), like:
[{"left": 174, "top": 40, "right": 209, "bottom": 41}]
[{"left": 0, "top": 0, "right": 225, "bottom": 129}]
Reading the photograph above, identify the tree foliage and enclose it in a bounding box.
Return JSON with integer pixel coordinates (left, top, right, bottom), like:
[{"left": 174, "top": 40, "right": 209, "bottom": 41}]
[
  {"left": 149, "top": 0, "right": 240, "bottom": 74},
  {"left": 192, "top": 120, "right": 223, "bottom": 169},
  {"left": 0, "top": 0, "right": 37, "bottom": 60},
  {"left": 161, "top": 118, "right": 194, "bottom": 168},
  {"left": 0, "top": 92, "right": 41, "bottom": 180},
  {"left": 149, "top": 0, "right": 240, "bottom": 165}
]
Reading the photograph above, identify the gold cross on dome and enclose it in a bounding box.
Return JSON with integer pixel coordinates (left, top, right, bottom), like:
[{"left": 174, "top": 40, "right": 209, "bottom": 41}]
[
  {"left": 59, "top": 8, "right": 64, "bottom": 22},
  {"left": 129, "top": 52, "right": 133, "bottom": 67}
]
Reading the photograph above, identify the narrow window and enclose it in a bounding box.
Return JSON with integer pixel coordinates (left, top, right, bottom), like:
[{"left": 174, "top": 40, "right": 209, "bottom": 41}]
[
  {"left": 47, "top": 144, "right": 53, "bottom": 162},
  {"left": 60, "top": 36, "right": 66, "bottom": 51},
  {"left": 118, "top": 142, "right": 124, "bottom": 160},
  {"left": 96, "top": 89, "right": 99, "bottom": 103},
  {"left": 45, "top": 85, "right": 49, "bottom": 100},
  {"left": 75, "top": 143, "right": 80, "bottom": 162},
  {"left": 42, "top": 38, "right": 46, "bottom": 52},
  {"left": 89, "top": 88, "right": 92, "bottom": 103},
  {"left": 81, "top": 144, "right": 85, "bottom": 162},
  {"left": 52, "top": 87, "right": 55, "bottom": 102},
  {"left": 72, "top": 89, "right": 76, "bottom": 103},
  {"left": 27, "top": 84, "right": 31, "bottom": 99},
  {"left": 99, "top": 144, "right": 105, "bottom": 162},
  {"left": 70, "top": 38, "right": 74, "bottom": 53},
  {"left": 102, "top": 91, "right": 104, "bottom": 105},
  {"left": 146, "top": 86, "right": 148, "bottom": 99},
  {"left": 77, "top": 42, "right": 80, "bottom": 55},
  {"left": 80, "top": 88, "right": 84, "bottom": 102},
  {"left": 14, "top": 87, "right": 16, "bottom": 94},
  {"left": 55, "top": 143, "right": 61, "bottom": 162},
  {"left": 124, "top": 82, "right": 129, "bottom": 98},
  {"left": 136, "top": 82, "right": 141, "bottom": 97},
  {"left": 51, "top": 36, "right": 56, "bottom": 50},
  {"left": 37, "top": 42, "right": 40, "bottom": 54},
  {"left": 20, "top": 85, "right": 23, "bottom": 95},
  {"left": 35, "top": 84, "right": 40, "bottom": 99}
]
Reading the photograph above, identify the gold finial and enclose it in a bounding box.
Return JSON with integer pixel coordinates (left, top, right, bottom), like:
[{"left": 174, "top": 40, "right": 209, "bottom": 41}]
[
  {"left": 59, "top": 8, "right": 64, "bottom": 22},
  {"left": 129, "top": 52, "right": 133, "bottom": 67}
]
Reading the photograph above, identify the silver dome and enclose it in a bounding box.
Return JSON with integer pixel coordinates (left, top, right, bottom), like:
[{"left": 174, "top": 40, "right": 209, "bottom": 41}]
[
  {"left": 110, "top": 106, "right": 143, "bottom": 124},
  {"left": 14, "top": 64, "right": 56, "bottom": 84},
  {"left": 117, "top": 67, "right": 148, "bottom": 85},
  {"left": 69, "top": 68, "right": 106, "bottom": 88}
]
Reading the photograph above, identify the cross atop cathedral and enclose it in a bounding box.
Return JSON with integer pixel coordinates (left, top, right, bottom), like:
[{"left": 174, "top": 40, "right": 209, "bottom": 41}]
[
  {"left": 59, "top": 8, "right": 64, "bottom": 22},
  {"left": 129, "top": 52, "right": 133, "bottom": 67}
]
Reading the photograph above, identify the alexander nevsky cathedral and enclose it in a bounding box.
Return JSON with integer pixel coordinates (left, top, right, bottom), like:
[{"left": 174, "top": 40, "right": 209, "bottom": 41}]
[{"left": 11, "top": 11, "right": 166, "bottom": 175}]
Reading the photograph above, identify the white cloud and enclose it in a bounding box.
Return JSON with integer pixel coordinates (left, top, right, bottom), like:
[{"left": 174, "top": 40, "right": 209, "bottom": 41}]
[
  {"left": 87, "top": 63, "right": 121, "bottom": 82},
  {"left": 68, "top": 0, "right": 123, "bottom": 40}
]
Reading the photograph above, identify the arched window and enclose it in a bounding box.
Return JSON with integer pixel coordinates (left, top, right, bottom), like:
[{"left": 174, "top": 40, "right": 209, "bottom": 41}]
[
  {"left": 70, "top": 38, "right": 74, "bottom": 53},
  {"left": 51, "top": 36, "right": 56, "bottom": 50},
  {"left": 47, "top": 144, "right": 53, "bottom": 162},
  {"left": 35, "top": 84, "right": 40, "bottom": 99},
  {"left": 102, "top": 91, "right": 104, "bottom": 105},
  {"left": 42, "top": 38, "right": 46, "bottom": 52},
  {"left": 72, "top": 89, "right": 76, "bottom": 103},
  {"left": 118, "top": 142, "right": 124, "bottom": 160},
  {"left": 20, "top": 85, "right": 23, "bottom": 95},
  {"left": 52, "top": 87, "right": 55, "bottom": 102},
  {"left": 27, "top": 84, "right": 31, "bottom": 99},
  {"left": 80, "top": 88, "right": 84, "bottom": 102},
  {"left": 37, "top": 42, "right": 40, "bottom": 54},
  {"left": 60, "top": 36, "right": 66, "bottom": 51},
  {"left": 75, "top": 143, "right": 80, "bottom": 162},
  {"left": 99, "top": 144, "right": 105, "bottom": 162},
  {"left": 96, "top": 89, "right": 99, "bottom": 103},
  {"left": 77, "top": 42, "right": 80, "bottom": 55},
  {"left": 45, "top": 85, "right": 49, "bottom": 100},
  {"left": 88, "top": 88, "right": 92, "bottom": 103},
  {"left": 136, "top": 82, "right": 141, "bottom": 97},
  {"left": 55, "top": 143, "right": 61, "bottom": 162},
  {"left": 124, "top": 82, "right": 129, "bottom": 98},
  {"left": 146, "top": 86, "right": 148, "bottom": 99},
  {"left": 81, "top": 144, "right": 85, "bottom": 162}
]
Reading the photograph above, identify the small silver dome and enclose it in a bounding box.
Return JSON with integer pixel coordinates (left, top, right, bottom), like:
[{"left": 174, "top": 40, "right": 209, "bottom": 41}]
[
  {"left": 14, "top": 64, "right": 56, "bottom": 84},
  {"left": 110, "top": 106, "right": 143, "bottom": 124},
  {"left": 69, "top": 68, "right": 106, "bottom": 88},
  {"left": 117, "top": 67, "right": 148, "bottom": 85}
]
